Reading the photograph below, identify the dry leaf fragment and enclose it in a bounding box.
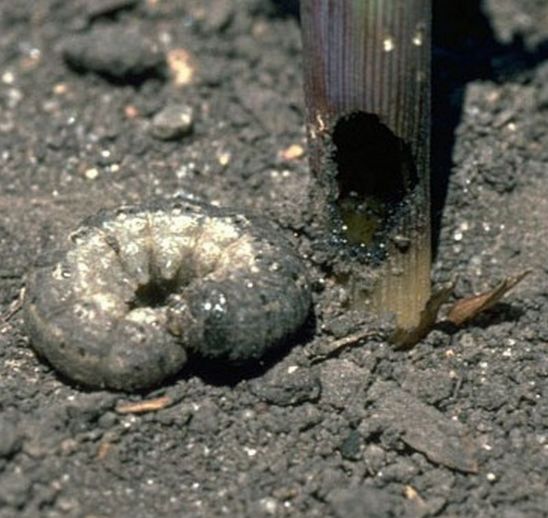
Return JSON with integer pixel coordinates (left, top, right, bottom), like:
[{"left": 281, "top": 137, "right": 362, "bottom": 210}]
[
  {"left": 115, "top": 396, "right": 173, "bottom": 414},
  {"left": 310, "top": 329, "right": 383, "bottom": 362},
  {"left": 447, "top": 271, "right": 531, "bottom": 326},
  {"left": 97, "top": 441, "right": 112, "bottom": 460},
  {"left": 391, "top": 281, "right": 456, "bottom": 348}
]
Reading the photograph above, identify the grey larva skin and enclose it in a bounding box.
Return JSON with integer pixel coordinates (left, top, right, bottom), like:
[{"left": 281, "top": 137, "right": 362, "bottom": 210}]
[{"left": 23, "top": 196, "right": 311, "bottom": 391}]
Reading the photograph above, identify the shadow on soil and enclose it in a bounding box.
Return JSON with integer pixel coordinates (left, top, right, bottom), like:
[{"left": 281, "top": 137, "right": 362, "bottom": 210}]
[
  {"left": 182, "top": 312, "right": 317, "bottom": 387},
  {"left": 431, "top": 0, "right": 548, "bottom": 252}
]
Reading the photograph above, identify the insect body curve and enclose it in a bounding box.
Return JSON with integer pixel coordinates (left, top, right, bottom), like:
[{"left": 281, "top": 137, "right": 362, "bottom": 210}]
[{"left": 24, "top": 196, "right": 311, "bottom": 391}]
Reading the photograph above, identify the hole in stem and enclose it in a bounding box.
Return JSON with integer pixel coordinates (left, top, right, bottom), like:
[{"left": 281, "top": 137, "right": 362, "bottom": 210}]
[{"left": 332, "top": 112, "right": 418, "bottom": 245}]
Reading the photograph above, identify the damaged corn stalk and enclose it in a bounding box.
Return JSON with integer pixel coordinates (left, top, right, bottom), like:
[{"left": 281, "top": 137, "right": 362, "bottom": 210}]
[{"left": 301, "top": 0, "right": 432, "bottom": 331}]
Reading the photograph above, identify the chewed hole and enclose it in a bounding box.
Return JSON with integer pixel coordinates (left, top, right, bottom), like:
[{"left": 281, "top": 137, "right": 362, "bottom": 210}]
[
  {"left": 331, "top": 111, "right": 418, "bottom": 245},
  {"left": 129, "top": 278, "right": 180, "bottom": 309}
]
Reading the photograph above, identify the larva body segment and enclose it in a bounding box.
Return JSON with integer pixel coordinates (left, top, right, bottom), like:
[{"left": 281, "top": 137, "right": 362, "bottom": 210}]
[
  {"left": 168, "top": 223, "right": 312, "bottom": 362},
  {"left": 23, "top": 196, "right": 312, "bottom": 391}
]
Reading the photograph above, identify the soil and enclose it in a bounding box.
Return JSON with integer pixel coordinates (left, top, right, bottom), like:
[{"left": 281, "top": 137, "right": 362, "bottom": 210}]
[{"left": 0, "top": 0, "right": 547, "bottom": 517}]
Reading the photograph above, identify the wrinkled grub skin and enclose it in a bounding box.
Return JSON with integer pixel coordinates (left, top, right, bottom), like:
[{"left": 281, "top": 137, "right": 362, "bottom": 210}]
[
  {"left": 0, "top": 0, "right": 547, "bottom": 517},
  {"left": 24, "top": 195, "right": 311, "bottom": 391},
  {"left": 23, "top": 196, "right": 312, "bottom": 391}
]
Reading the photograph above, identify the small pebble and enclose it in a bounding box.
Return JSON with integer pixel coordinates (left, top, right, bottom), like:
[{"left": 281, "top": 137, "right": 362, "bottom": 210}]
[
  {"left": 339, "top": 429, "right": 363, "bottom": 461},
  {"left": 150, "top": 104, "right": 194, "bottom": 141},
  {"left": 84, "top": 167, "right": 99, "bottom": 180},
  {"left": 61, "top": 26, "right": 165, "bottom": 82},
  {"left": 166, "top": 48, "right": 195, "bottom": 86},
  {"left": 279, "top": 144, "right": 304, "bottom": 161}
]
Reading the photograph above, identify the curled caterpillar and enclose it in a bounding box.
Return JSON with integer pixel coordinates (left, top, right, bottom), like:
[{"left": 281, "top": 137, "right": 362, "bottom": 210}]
[{"left": 23, "top": 195, "right": 312, "bottom": 391}]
